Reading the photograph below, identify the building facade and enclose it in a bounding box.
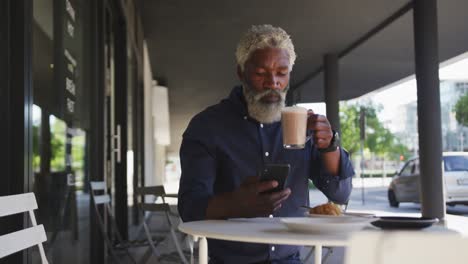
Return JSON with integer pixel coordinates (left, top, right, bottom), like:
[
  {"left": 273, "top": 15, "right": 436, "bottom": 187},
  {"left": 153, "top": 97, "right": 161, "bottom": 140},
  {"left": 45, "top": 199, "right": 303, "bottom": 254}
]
[
  {"left": 390, "top": 80, "right": 468, "bottom": 154},
  {"left": 0, "top": 1, "right": 153, "bottom": 263},
  {"left": 440, "top": 81, "right": 468, "bottom": 151}
]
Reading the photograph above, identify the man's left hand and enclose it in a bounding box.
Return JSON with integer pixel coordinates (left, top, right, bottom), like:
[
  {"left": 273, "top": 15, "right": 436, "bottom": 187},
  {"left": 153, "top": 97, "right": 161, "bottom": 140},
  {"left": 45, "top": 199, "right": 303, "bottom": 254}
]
[{"left": 307, "top": 110, "right": 333, "bottom": 149}]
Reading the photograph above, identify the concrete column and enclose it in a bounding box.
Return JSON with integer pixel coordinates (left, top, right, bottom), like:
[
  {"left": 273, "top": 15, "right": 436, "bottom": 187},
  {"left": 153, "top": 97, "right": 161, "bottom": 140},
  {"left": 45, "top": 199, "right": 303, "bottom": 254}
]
[
  {"left": 413, "top": 0, "right": 445, "bottom": 220},
  {"left": 324, "top": 54, "right": 340, "bottom": 133}
]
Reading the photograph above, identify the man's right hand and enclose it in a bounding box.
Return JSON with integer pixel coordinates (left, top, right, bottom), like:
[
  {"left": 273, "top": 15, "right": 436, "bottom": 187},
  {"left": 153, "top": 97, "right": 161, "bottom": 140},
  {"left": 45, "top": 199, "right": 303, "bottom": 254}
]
[{"left": 205, "top": 176, "right": 291, "bottom": 219}]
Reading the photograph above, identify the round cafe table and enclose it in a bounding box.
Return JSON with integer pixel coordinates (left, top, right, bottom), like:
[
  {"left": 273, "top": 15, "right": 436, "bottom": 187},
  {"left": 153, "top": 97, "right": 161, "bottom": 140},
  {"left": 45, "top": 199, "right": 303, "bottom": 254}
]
[{"left": 178, "top": 217, "right": 350, "bottom": 264}]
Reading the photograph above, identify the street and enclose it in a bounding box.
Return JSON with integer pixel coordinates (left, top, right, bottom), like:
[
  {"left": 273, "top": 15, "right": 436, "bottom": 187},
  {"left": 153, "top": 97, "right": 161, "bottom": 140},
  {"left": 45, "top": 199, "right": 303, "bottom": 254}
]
[
  {"left": 306, "top": 186, "right": 468, "bottom": 263},
  {"left": 310, "top": 186, "right": 468, "bottom": 217}
]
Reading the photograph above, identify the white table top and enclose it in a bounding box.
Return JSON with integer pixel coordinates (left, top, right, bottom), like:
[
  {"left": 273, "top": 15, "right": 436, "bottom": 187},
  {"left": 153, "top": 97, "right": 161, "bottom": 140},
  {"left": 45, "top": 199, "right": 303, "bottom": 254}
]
[
  {"left": 179, "top": 214, "right": 468, "bottom": 264},
  {"left": 178, "top": 213, "right": 468, "bottom": 245},
  {"left": 179, "top": 217, "right": 351, "bottom": 247}
]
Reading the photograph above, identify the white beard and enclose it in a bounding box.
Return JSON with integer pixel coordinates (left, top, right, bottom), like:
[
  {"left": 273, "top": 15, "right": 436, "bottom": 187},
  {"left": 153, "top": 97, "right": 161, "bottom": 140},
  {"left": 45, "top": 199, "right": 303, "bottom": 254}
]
[{"left": 242, "top": 85, "right": 288, "bottom": 124}]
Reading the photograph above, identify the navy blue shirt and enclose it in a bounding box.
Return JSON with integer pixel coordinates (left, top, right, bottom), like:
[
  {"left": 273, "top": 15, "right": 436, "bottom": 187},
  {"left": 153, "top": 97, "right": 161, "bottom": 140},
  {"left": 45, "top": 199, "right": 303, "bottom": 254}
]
[{"left": 178, "top": 86, "right": 354, "bottom": 264}]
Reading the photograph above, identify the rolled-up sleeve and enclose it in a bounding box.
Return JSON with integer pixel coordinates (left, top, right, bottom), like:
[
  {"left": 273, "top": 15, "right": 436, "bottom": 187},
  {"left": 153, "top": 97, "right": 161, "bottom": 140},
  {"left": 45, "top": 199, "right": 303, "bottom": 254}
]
[
  {"left": 309, "top": 148, "right": 354, "bottom": 204},
  {"left": 178, "top": 119, "right": 217, "bottom": 222}
]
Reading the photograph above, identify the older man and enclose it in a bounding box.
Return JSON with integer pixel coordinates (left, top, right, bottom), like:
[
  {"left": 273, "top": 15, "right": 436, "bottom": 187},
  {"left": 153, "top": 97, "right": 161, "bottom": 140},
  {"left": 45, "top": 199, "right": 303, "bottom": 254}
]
[{"left": 178, "top": 25, "right": 354, "bottom": 264}]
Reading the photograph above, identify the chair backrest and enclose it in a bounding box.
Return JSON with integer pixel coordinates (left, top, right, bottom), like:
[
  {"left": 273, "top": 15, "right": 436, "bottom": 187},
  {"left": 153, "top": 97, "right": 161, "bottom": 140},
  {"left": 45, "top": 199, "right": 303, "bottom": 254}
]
[
  {"left": 136, "top": 186, "right": 166, "bottom": 196},
  {"left": 0, "top": 193, "right": 49, "bottom": 264},
  {"left": 135, "top": 186, "right": 170, "bottom": 213},
  {"left": 90, "top": 181, "right": 106, "bottom": 191},
  {"left": 345, "top": 231, "right": 468, "bottom": 264},
  {"left": 89, "top": 181, "right": 111, "bottom": 205}
]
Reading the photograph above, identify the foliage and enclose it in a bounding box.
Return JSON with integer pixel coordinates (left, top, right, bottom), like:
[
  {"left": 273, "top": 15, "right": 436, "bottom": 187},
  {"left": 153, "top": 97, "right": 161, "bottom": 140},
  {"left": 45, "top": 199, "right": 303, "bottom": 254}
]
[
  {"left": 454, "top": 93, "right": 468, "bottom": 127},
  {"left": 340, "top": 102, "right": 411, "bottom": 161},
  {"left": 339, "top": 104, "right": 360, "bottom": 155},
  {"left": 32, "top": 125, "right": 41, "bottom": 172},
  {"left": 50, "top": 118, "right": 66, "bottom": 172},
  {"left": 32, "top": 114, "right": 86, "bottom": 180}
]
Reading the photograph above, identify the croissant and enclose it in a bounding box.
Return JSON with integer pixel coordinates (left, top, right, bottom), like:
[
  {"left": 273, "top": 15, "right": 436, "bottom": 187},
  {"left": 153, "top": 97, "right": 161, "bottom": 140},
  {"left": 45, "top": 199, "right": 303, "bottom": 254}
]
[{"left": 309, "top": 202, "right": 342, "bottom": 216}]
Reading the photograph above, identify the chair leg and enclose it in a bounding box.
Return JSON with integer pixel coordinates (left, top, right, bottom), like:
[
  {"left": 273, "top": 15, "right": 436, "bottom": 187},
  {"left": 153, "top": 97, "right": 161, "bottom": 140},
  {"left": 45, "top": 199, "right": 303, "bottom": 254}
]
[
  {"left": 37, "top": 243, "right": 49, "bottom": 264},
  {"left": 322, "top": 247, "right": 334, "bottom": 263},
  {"left": 302, "top": 247, "right": 314, "bottom": 263},
  {"left": 111, "top": 226, "right": 137, "bottom": 264},
  {"left": 138, "top": 248, "right": 158, "bottom": 264},
  {"left": 143, "top": 222, "right": 161, "bottom": 257},
  {"left": 92, "top": 199, "right": 137, "bottom": 264},
  {"left": 106, "top": 235, "right": 126, "bottom": 264},
  {"left": 106, "top": 205, "right": 137, "bottom": 264},
  {"left": 93, "top": 203, "right": 123, "bottom": 264},
  {"left": 170, "top": 228, "right": 189, "bottom": 264},
  {"left": 165, "top": 212, "right": 189, "bottom": 264},
  {"left": 134, "top": 211, "right": 154, "bottom": 240},
  {"left": 187, "top": 236, "right": 195, "bottom": 264},
  {"left": 302, "top": 246, "right": 333, "bottom": 264}
]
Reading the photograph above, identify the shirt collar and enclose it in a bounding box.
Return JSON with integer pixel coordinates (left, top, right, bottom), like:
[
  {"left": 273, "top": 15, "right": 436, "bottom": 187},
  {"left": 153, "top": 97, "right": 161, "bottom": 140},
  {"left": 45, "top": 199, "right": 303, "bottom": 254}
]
[{"left": 227, "top": 85, "right": 249, "bottom": 117}]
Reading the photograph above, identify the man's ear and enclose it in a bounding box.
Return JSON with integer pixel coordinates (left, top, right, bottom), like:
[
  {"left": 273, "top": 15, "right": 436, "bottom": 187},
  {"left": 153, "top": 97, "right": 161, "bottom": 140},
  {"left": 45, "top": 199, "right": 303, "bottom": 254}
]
[{"left": 236, "top": 65, "right": 244, "bottom": 82}]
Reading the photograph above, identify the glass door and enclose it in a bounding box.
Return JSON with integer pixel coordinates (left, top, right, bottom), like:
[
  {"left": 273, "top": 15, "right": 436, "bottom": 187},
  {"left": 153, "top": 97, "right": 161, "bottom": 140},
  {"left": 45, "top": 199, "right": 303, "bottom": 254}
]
[{"left": 103, "top": 0, "right": 129, "bottom": 242}]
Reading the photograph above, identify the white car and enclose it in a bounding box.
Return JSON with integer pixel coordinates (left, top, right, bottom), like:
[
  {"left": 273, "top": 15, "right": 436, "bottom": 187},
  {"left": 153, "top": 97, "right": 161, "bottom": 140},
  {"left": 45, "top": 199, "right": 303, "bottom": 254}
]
[{"left": 388, "top": 152, "right": 468, "bottom": 207}]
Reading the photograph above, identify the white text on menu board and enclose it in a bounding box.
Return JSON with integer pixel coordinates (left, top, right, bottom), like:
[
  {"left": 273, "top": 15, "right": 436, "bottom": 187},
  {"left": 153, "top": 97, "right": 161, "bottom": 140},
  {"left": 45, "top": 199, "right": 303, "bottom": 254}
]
[{"left": 65, "top": 0, "right": 76, "bottom": 115}]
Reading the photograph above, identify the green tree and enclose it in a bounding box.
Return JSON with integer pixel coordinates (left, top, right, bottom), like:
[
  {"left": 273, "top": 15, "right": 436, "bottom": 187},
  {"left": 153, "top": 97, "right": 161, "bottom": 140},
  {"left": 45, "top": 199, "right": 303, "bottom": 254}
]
[
  {"left": 50, "top": 118, "right": 66, "bottom": 172},
  {"left": 32, "top": 125, "right": 41, "bottom": 172},
  {"left": 454, "top": 93, "right": 468, "bottom": 126},
  {"left": 339, "top": 104, "right": 360, "bottom": 155},
  {"left": 340, "top": 102, "right": 410, "bottom": 161}
]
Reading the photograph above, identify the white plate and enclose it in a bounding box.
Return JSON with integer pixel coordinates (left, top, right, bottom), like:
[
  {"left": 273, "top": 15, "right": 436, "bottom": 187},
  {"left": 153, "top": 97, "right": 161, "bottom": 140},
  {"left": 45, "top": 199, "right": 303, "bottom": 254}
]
[
  {"left": 281, "top": 217, "right": 372, "bottom": 234},
  {"left": 304, "top": 212, "right": 375, "bottom": 219},
  {"left": 304, "top": 212, "right": 355, "bottom": 219},
  {"left": 342, "top": 212, "right": 376, "bottom": 218}
]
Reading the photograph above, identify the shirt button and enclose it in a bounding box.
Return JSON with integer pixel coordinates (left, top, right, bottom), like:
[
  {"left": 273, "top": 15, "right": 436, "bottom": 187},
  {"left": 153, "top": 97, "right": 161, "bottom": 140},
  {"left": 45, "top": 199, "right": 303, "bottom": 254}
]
[
  {"left": 271, "top": 246, "right": 275, "bottom": 251},
  {"left": 260, "top": 124, "right": 264, "bottom": 128},
  {"left": 265, "top": 152, "right": 269, "bottom": 157},
  {"left": 243, "top": 116, "right": 247, "bottom": 120}
]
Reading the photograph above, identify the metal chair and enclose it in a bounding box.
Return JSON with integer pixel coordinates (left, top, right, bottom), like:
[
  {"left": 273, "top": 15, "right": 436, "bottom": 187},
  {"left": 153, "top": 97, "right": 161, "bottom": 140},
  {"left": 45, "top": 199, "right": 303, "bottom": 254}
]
[
  {"left": 136, "top": 186, "right": 189, "bottom": 264},
  {"left": 0, "top": 193, "right": 49, "bottom": 263},
  {"left": 89, "top": 181, "right": 140, "bottom": 264}
]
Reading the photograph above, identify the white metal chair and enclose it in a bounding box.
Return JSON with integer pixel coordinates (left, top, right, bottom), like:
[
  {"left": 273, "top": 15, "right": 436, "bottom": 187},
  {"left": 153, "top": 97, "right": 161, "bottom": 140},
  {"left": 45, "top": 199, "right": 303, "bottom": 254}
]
[
  {"left": 345, "top": 231, "right": 468, "bottom": 264},
  {"left": 89, "top": 181, "right": 139, "bottom": 264},
  {"left": 136, "top": 186, "right": 189, "bottom": 264},
  {"left": 0, "top": 193, "right": 49, "bottom": 263}
]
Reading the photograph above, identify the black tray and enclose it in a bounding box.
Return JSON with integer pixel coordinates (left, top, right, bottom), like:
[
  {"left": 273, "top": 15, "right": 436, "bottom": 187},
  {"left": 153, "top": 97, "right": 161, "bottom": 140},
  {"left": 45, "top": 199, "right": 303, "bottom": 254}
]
[{"left": 371, "top": 216, "right": 438, "bottom": 229}]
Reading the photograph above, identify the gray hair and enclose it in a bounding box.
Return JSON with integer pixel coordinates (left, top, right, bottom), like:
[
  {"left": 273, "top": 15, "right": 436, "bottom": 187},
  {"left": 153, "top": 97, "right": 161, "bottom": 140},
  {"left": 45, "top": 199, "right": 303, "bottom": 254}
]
[{"left": 235, "top": 24, "right": 297, "bottom": 71}]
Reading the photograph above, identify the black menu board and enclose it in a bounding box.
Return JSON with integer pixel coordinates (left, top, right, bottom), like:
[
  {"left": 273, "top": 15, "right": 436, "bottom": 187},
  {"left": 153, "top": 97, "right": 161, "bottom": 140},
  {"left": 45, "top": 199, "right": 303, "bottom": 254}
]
[
  {"left": 63, "top": 0, "right": 77, "bottom": 122},
  {"left": 55, "top": 0, "right": 79, "bottom": 123}
]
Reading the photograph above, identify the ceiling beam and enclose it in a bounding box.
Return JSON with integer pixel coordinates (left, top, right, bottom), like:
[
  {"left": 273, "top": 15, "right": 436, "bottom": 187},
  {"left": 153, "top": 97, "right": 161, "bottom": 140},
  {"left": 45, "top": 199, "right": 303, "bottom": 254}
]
[{"left": 291, "top": 1, "right": 414, "bottom": 94}]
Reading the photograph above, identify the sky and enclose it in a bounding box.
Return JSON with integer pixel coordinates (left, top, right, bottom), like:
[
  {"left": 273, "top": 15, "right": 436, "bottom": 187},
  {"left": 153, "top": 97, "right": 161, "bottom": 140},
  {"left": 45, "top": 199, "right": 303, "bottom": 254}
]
[{"left": 299, "top": 51, "right": 468, "bottom": 128}]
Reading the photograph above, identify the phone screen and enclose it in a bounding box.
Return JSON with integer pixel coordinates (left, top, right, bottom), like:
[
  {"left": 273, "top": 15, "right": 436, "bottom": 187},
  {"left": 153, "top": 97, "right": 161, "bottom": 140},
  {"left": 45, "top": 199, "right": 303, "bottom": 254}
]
[{"left": 259, "top": 163, "right": 290, "bottom": 194}]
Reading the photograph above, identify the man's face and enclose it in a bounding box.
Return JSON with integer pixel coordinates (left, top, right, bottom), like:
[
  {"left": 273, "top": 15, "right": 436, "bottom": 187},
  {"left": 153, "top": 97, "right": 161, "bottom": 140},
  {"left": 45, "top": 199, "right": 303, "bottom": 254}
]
[
  {"left": 238, "top": 47, "right": 291, "bottom": 123},
  {"left": 240, "top": 47, "right": 291, "bottom": 97}
]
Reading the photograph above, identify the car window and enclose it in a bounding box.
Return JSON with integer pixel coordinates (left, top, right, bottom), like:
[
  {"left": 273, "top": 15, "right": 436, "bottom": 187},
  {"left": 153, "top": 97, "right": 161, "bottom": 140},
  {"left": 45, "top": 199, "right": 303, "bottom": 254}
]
[
  {"left": 444, "top": 156, "right": 468, "bottom": 172},
  {"left": 400, "top": 161, "right": 415, "bottom": 176}
]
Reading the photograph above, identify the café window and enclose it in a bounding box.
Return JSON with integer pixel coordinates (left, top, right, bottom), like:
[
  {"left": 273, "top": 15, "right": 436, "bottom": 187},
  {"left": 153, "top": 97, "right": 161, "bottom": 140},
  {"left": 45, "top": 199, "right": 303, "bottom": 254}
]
[{"left": 32, "top": 0, "right": 92, "bottom": 262}]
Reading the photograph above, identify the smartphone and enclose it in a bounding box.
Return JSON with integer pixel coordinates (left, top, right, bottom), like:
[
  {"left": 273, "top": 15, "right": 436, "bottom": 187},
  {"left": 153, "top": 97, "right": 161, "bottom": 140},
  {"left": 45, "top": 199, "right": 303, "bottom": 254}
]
[{"left": 259, "top": 163, "right": 290, "bottom": 194}]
